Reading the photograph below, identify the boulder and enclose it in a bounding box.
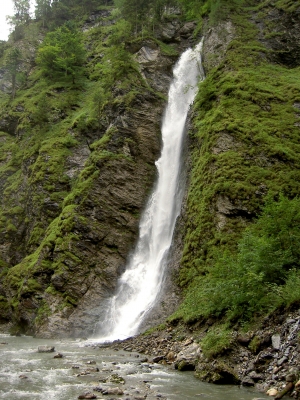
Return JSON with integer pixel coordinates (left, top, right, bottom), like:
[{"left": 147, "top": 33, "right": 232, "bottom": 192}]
[
  {"left": 174, "top": 342, "right": 201, "bottom": 370},
  {"left": 102, "top": 387, "right": 124, "bottom": 395},
  {"left": 195, "top": 361, "right": 240, "bottom": 385},
  {"left": 78, "top": 393, "right": 97, "bottom": 399},
  {"left": 53, "top": 353, "right": 63, "bottom": 358},
  {"left": 38, "top": 345, "right": 55, "bottom": 353},
  {"left": 241, "top": 376, "right": 255, "bottom": 386}
]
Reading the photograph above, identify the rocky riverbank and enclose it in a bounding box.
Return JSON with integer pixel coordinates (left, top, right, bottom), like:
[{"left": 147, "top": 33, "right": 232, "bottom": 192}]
[
  {"left": 99, "top": 307, "right": 300, "bottom": 399},
  {"left": 0, "top": 334, "right": 262, "bottom": 400}
]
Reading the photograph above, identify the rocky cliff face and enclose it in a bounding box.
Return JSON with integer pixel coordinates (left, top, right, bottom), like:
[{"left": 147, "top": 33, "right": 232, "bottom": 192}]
[
  {"left": 0, "top": 10, "right": 199, "bottom": 337},
  {"left": 1, "top": 0, "right": 300, "bottom": 346}
]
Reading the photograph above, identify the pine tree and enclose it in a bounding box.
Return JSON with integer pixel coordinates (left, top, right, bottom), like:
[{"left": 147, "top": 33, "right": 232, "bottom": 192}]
[
  {"left": 4, "top": 47, "right": 22, "bottom": 99},
  {"left": 36, "top": 23, "right": 86, "bottom": 83},
  {"left": 35, "top": 0, "right": 52, "bottom": 27}
]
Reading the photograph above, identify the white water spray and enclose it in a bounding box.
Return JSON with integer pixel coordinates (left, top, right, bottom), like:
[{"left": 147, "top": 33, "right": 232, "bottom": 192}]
[{"left": 95, "top": 40, "right": 205, "bottom": 341}]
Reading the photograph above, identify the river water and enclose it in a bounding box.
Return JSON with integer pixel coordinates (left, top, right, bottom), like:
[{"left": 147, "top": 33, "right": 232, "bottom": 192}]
[{"left": 0, "top": 334, "right": 269, "bottom": 400}]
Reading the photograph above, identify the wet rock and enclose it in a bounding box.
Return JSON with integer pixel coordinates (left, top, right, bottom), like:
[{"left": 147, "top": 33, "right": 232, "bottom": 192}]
[
  {"left": 195, "top": 361, "right": 240, "bottom": 384},
  {"left": 277, "top": 356, "right": 288, "bottom": 366},
  {"left": 249, "top": 371, "right": 264, "bottom": 381},
  {"left": 38, "top": 345, "right": 55, "bottom": 353},
  {"left": 178, "top": 22, "right": 196, "bottom": 38},
  {"left": 255, "top": 382, "right": 269, "bottom": 393},
  {"left": 174, "top": 342, "right": 201, "bottom": 370},
  {"left": 285, "top": 373, "right": 296, "bottom": 382},
  {"left": 102, "top": 387, "right": 124, "bottom": 395},
  {"left": 78, "top": 393, "right": 97, "bottom": 399},
  {"left": 177, "top": 360, "right": 195, "bottom": 371},
  {"left": 166, "top": 351, "right": 176, "bottom": 362},
  {"left": 53, "top": 353, "right": 63, "bottom": 358},
  {"left": 237, "top": 335, "right": 251, "bottom": 346},
  {"left": 242, "top": 376, "right": 255, "bottom": 386},
  {"left": 98, "top": 374, "right": 108, "bottom": 383},
  {"left": 19, "top": 374, "right": 28, "bottom": 379},
  {"left": 106, "top": 373, "right": 125, "bottom": 384},
  {"left": 272, "top": 335, "right": 281, "bottom": 350},
  {"left": 152, "top": 355, "right": 164, "bottom": 363},
  {"left": 267, "top": 388, "right": 278, "bottom": 396},
  {"left": 136, "top": 47, "right": 160, "bottom": 64}
]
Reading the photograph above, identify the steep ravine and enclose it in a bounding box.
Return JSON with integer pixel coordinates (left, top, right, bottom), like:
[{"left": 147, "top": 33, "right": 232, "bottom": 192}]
[
  {"left": 1, "top": 4, "right": 300, "bottom": 398},
  {"left": 0, "top": 11, "right": 199, "bottom": 337}
]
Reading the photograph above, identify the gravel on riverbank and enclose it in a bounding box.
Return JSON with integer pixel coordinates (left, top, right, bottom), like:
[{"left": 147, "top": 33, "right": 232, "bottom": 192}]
[{"left": 97, "top": 307, "right": 300, "bottom": 399}]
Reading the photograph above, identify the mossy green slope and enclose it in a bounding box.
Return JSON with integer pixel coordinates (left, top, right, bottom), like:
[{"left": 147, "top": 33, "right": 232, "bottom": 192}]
[
  {"left": 175, "top": 0, "right": 300, "bottom": 325},
  {"left": 0, "top": 6, "right": 165, "bottom": 334}
]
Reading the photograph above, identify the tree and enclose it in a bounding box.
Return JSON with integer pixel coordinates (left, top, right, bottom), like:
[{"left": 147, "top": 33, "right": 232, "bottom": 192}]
[
  {"left": 6, "top": 0, "right": 31, "bottom": 40},
  {"left": 4, "top": 47, "right": 23, "bottom": 98},
  {"left": 13, "top": 0, "right": 31, "bottom": 24},
  {"left": 115, "top": 0, "right": 151, "bottom": 35},
  {"left": 36, "top": 23, "right": 86, "bottom": 83},
  {"left": 35, "top": 0, "right": 52, "bottom": 27}
]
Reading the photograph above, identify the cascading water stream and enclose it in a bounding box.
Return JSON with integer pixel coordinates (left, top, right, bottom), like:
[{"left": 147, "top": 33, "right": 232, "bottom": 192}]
[{"left": 94, "top": 40, "right": 205, "bottom": 342}]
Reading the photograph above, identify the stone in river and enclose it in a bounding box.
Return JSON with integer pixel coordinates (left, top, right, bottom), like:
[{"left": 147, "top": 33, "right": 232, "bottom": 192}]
[
  {"left": 78, "top": 393, "right": 97, "bottom": 399},
  {"left": 53, "top": 353, "right": 63, "bottom": 358},
  {"left": 38, "top": 345, "right": 55, "bottom": 353},
  {"left": 102, "top": 387, "right": 124, "bottom": 395}
]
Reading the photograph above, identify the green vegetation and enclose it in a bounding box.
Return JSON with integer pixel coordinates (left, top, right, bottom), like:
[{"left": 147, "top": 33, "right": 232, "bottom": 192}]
[
  {"left": 1, "top": 0, "right": 300, "bottom": 340},
  {"left": 36, "top": 22, "right": 86, "bottom": 83},
  {"left": 174, "top": 196, "right": 300, "bottom": 326},
  {"left": 200, "top": 324, "right": 233, "bottom": 358}
]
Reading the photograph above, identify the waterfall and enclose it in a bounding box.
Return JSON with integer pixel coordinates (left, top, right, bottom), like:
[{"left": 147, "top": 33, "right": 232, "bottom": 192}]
[{"left": 94, "top": 40, "right": 205, "bottom": 342}]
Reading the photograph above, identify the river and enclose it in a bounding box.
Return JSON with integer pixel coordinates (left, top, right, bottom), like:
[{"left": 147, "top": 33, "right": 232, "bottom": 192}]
[{"left": 0, "top": 334, "right": 270, "bottom": 399}]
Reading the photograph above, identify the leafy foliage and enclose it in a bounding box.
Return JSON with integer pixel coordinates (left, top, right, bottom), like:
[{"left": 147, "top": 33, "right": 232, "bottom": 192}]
[
  {"left": 3, "top": 47, "right": 23, "bottom": 98},
  {"left": 173, "top": 196, "right": 300, "bottom": 325},
  {"left": 36, "top": 22, "right": 86, "bottom": 83}
]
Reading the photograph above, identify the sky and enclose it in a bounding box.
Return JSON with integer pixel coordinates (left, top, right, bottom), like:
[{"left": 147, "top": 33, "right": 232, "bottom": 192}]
[
  {"left": 0, "top": 0, "right": 15, "bottom": 40},
  {"left": 0, "top": 0, "right": 35, "bottom": 41}
]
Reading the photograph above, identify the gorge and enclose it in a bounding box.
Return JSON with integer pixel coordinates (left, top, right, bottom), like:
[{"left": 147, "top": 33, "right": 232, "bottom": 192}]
[{"left": 1, "top": 0, "right": 300, "bottom": 397}]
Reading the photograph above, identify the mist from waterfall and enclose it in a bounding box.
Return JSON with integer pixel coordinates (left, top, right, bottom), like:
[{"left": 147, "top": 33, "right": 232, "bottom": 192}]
[{"left": 94, "top": 40, "right": 205, "bottom": 342}]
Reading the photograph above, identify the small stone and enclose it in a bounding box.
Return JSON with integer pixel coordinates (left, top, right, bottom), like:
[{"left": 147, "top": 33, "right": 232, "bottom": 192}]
[
  {"left": 102, "top": 387, "right": 124, "bottom": 395},
  {"left": 152, "top": 356, "right": 164, "bottom": 363},
  {"left": 249, "top": 371, "right": 264, "bottom": 381},
  {"left": 38, "top": 345, "right": 55, "bottom": 353},
  {"left": 266, "top": 388, "right": 278, "bottom": 396},
  {"left": 286, "top": 318, "right": 296, "bottom": 324},
  {"left": 237, "top": 335, "right": 251, "bottom": 346},
  {"left": 286, "top": 373, "right": 296, "bottom": 382},
  {"left": 19, "top": 374, "right": 28, "bottom": 379},
  {"left": 271, "top": 335, "right": 281, "bottom": 350},
  {"left": 166, "top": 351, "right": 176, "bottom": 362},
  {"left": 183, "top": 338, "right": 193, "bottom": 346},
  {"left": 53, "top": 353, "right": 63, "bottom": 358},
  {"left": 277, "top": 356, "right": 288, "bottom": 366},
  {"left": 78, "top": 393, "right": 97, "bottom": 399}
]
